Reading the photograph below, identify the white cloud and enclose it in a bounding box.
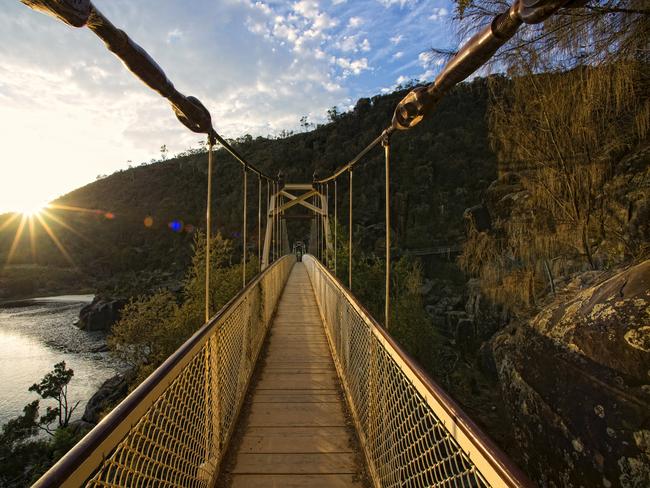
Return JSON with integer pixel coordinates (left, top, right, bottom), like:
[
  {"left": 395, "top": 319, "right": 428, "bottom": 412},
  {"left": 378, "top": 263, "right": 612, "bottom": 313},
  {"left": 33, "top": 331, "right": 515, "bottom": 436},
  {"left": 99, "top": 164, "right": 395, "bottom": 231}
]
[
  {"left": 396, "top": 74, "right": 410, "bottom": 85},
  {"left": 336, "top": 57, "right": 370, "bottom": 75},
  {"left": 418, "top": 68, "right": 436, "bottom": 80},
  {"left": 166, "top": 28, "right": 183, "bottom": 44},
  {"left": 429, "top": 7, "right": 448, "bottom": 21},
  {"left": 323, "top": 80, "right": 342, "bottom": 92},
  {"left": 336, "top": 35, "right": 358, "bottom": 52},
  {"left": 348, "top": 16, "right": 363, "bottom": 28},
  {"left": 377, "top": 0, "right": 416, "bottom": 7},
  {"left": 418, "top": 51, "right": 436, "bottom": 67},
  {"left": 253, "top": 1, "right": 273, "bottom": 15},
  {"left": 0, "top": 0, "right": 458, "bottom": 212},
  {"left": 335, "top": 35, "right": 371, "bottom": 53}
]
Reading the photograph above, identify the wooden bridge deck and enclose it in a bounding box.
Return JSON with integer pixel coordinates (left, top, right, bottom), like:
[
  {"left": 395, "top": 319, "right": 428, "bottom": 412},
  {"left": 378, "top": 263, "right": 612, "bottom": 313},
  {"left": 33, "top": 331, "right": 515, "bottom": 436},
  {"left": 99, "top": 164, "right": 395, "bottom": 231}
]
[{"left": 224, "top": 263, "right": 365, "bottom": 487}]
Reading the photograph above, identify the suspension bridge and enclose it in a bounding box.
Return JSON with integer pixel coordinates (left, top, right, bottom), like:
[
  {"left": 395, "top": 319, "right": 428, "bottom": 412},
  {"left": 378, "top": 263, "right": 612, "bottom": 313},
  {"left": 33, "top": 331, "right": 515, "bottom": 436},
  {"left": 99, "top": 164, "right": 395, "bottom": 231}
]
[{"left": 18, "top": 0, "right": 582, "bottom": 486}]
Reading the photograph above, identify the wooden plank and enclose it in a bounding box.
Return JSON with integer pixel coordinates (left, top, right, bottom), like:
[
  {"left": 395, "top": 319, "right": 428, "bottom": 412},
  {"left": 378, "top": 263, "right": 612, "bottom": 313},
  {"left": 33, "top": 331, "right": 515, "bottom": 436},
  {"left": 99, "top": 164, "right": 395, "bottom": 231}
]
[
  {"left": 230, "top": 474, "right": 362, "bottom": 488},
  {"left": 247, "top": 402, "right": 346, "bottom": 427},
  {"left": 274, "top": 335, "right": 329, "bottom": 351},
  {"left": 231, "top": 453, "right": 357, "bottom": 474},
  {"left": 238, "top": 426, "right": 352, "bottom": 453},
  {"left": 263, "top": 357, "right": 333, "bottom": 365},
  {"left": 225, "top": 263, "right": 365, "bottom": 488},
  {"left": 252, "top": 391, "right": 339, "bottom": 403},
  {"left": 264, "top": 347, "right": 332, "bottom": 358},
  {"left": 256, "top": 372, "right": 338, "bottom": 390},
  {"left": 268, "top": 334, "right": 328, "bottom": 342},
  {"left": 270, "top": 328, "right": 324, "bottom": 334},
  {"left": 262, "top": 366, "right": 335, "bottom": 375}
]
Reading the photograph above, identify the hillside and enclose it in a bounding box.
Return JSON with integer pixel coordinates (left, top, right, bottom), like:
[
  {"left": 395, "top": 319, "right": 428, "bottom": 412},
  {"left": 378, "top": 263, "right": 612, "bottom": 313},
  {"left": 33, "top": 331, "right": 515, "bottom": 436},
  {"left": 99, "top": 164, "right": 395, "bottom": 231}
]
[{"left": 0, "top": 77, "right": 497, "bottom": 298}]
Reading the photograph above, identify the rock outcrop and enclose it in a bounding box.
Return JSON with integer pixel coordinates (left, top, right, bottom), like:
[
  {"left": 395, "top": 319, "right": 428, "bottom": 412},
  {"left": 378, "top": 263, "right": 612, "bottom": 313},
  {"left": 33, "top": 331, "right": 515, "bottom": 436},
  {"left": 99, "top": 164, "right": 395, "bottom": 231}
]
[
  {"left": 492, "top": 260, "right": 650, "bottom": 487},
  {"left": 76, "top": 296, "right": 126, "bottom": 332},
  {"left": 82, "top": 373, "right": 131, "bottom": 424}
]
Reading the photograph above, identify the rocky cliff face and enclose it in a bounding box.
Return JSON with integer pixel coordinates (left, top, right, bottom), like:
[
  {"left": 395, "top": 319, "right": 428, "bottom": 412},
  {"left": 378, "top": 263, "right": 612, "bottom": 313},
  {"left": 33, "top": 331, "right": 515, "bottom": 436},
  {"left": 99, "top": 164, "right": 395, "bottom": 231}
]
[
  {"left": 491, "top": 260, "right": 650, "bottom": 487},
  {"left": 76, "top": 297, "right": 126, "bottom": 331}
]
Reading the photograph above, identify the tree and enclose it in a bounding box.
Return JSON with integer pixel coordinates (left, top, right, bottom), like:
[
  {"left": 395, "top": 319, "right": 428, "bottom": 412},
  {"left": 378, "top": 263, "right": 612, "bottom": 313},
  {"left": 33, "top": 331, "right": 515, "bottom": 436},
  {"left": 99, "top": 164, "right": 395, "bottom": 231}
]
[
  {"left": 454, "top": 0, "right": 649, "bottom": 311},
  {"left": 327, "top": 106, "right": 341, "bottom": 122},
  {"left": 109, "top": 232, "right": 252, "bottom": 383},
  {"left": 1, "top": 364, "right": 87, "bottom": 487},
  {"left": 109, "top": 290, "right": 181, "bottom": 380},
  {"left": 29, "top": 362, "right": 80, "bottom": 435},
  {"left": 299, "top": 115, "right": 311, "bottom": 131}
]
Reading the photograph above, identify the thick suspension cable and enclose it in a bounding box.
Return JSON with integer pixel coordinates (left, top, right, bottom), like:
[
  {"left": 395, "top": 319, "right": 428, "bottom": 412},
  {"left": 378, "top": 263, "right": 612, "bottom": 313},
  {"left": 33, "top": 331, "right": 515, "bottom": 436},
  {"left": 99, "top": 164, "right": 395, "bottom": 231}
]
[
  {"left": 20, "top": 1, "right": 276, "bottom": 184},
  {"left": 312, "top": 0, "right": 574, "bottom": 186},
  {"left": 210, "top": 131, "right": 274, "bottom": 182},
  {"left": 315, "top": 132, "right": 388, "bottom": 185}
]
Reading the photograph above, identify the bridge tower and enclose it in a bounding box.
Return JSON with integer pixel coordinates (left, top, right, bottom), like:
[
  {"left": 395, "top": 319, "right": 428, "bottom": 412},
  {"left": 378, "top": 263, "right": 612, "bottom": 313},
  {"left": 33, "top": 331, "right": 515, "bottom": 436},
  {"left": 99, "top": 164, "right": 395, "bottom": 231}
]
[{"left": 262, "top": 183, "right": 331, "bottom": 269}]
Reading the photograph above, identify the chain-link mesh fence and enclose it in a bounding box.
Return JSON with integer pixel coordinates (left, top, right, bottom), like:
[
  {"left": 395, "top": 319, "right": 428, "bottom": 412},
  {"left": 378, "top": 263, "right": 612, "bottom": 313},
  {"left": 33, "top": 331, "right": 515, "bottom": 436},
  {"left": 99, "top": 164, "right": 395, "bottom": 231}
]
[
  {"left": 303, "top": 254, "right": 528, "bottom": 488},
  {"left": 35, "top": 256, "right": 295, "bottom": 488}
]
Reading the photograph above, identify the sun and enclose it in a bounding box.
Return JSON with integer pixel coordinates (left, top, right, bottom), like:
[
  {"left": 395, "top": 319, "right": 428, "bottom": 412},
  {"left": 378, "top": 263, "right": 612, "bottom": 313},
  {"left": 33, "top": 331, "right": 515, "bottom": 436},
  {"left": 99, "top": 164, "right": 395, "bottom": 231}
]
[{"left": 20, "top": 204, "right": 47, "bottom": 217}]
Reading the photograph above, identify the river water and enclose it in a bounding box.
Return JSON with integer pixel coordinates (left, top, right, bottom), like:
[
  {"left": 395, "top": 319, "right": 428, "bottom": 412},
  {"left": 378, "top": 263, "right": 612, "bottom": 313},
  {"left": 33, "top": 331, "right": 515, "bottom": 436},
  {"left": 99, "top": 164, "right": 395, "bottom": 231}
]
[{"left": 0, "top": 295, "right": 123, "bottom": 427}]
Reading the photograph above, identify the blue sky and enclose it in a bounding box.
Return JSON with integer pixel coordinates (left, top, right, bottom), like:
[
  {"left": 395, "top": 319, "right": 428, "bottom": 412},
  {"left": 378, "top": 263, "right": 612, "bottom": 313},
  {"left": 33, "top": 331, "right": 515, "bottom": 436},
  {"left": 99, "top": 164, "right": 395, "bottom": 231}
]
[{"left": 0, "top": 0, "right": 456, "bottom": 213}]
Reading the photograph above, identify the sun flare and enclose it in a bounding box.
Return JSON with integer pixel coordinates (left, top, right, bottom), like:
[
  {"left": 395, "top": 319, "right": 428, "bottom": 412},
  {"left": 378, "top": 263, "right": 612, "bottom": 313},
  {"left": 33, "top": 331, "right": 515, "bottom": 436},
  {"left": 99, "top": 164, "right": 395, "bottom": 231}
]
[{"left": 20, "top": 204, "right": 47, "bottom": 217}]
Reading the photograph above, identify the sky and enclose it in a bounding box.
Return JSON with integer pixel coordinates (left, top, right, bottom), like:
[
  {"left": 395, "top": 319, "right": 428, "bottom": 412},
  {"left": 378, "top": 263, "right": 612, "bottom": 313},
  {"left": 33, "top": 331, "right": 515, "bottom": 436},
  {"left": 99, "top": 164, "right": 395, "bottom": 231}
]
[{"left": 0, "top": 0, "right": 456, "bottom": 214}]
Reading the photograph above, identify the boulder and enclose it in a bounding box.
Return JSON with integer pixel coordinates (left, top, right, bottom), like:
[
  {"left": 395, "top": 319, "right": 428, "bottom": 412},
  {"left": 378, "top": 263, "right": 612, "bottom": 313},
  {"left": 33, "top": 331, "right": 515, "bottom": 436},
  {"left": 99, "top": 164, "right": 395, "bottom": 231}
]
[
  {"left": 492, "top": 260, "right": 650, "bottom": 487},
  {"left": 445, "top": 310, "right": 467, "bottom": 335},
  {"left": 77, "top": 296, "right": 127, "bottom": 332},
  {"left": 68, "top": 419, "right": 95, "bottom": 436},
  {"left": 82, "top": 373, "right": 130, "bottom": 424},
  {"left": 477, "top": 341, "right": 498, "bottom": 380},
  {"left": 419, "top": 279, "right": 434, "bottom": 296},
  {"left": 455, "top": 318, "right": 476, "bottom": 355},
  {"left": 464, "top": 277, "right": 503, "bottom": 341},
  {"left": 463, "top": 204, "right": 491, "bottom": 232}
]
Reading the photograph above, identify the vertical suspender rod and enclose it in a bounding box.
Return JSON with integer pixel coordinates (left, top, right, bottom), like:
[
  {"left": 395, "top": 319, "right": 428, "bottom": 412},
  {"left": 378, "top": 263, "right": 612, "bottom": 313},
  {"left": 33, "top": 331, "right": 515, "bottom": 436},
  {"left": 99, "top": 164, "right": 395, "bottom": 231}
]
[
  {"left": 326, "top": 183, "right": 329, "bottom": 267},
  {"left": 242, "top": 167, "right": 247, "bottom": 287},
  {"left": 258, "top": 175, "right": 262, "bottom": 270},
  {"left": 348, "top": 169, "right": 353, "bottom": 290},
  {"left": 383, "top": 133, "right": 391, "bottom": 329},
  {"left": 205, "top": 136, "right": 215, "bottom": 322},
  {"left": 334, "top": 179, "right": 337, "bottom": 276}
]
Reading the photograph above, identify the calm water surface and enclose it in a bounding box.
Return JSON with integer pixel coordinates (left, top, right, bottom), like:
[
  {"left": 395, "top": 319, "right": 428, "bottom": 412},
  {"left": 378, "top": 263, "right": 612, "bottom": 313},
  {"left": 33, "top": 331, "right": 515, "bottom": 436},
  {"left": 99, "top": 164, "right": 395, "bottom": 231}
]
[{"left": 0, "top": 296, "right": 123, "bottom": 427}]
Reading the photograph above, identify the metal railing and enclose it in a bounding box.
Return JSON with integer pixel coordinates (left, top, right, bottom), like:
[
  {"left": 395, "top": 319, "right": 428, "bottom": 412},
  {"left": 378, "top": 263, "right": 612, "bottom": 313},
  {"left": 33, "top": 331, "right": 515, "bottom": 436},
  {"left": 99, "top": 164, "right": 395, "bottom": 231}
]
[
  {"left": 303, "top": 254, "right": 531, "bottom": 488},
  {"left": 34, "top": 255, "right": 296, "bottom": 488}
]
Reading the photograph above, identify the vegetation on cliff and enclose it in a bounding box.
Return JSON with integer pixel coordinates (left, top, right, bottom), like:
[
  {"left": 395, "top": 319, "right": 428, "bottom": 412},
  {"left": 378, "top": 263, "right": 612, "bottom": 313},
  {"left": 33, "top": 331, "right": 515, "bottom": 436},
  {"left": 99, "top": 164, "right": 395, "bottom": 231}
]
[
  {"left": 0, "top": 362, "right": 86, "bottom": 487},
  {"left": 0, "top": 2, "right": 647, "bottom": 483},
  {"left": 0, "top": 77, "right": 496, "bottom": 300}
]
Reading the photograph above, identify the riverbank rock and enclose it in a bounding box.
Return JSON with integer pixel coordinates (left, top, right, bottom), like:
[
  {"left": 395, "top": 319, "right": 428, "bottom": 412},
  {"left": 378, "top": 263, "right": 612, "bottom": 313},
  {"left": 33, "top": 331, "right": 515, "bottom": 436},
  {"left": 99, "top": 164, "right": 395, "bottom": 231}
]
[
  {"left": 68, "top": 419, "right": 95, "bottom": 436},
  {"left": 492, "top": 259, "right": 650, "bottom": 487},
  {"left": 77, "top": 297, "right": 126, "bottom": 332},
  {"left": 82, "top": 373, "right": 131, "bottom": 424}
]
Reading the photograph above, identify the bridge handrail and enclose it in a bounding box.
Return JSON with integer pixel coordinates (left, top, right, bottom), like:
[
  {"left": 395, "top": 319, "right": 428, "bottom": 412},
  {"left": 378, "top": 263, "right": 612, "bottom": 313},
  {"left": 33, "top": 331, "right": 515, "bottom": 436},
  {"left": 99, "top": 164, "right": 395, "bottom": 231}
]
[
  {"left": 34, "top": 255, "right": 296, "bottom": 488},
  {"left": 303, "top": 254, "right": 531, "bottom": 488}
]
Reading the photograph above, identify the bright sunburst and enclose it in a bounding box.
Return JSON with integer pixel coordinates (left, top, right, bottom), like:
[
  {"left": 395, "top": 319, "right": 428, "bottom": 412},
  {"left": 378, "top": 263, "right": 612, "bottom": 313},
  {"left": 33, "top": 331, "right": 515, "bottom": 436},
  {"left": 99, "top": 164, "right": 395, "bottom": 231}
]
[
  {"left": 20, "top": 204, "right": 46, "bottom": 217},
  {"left": 1, "top": 202, "right": 116, "bottom": 268}
]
